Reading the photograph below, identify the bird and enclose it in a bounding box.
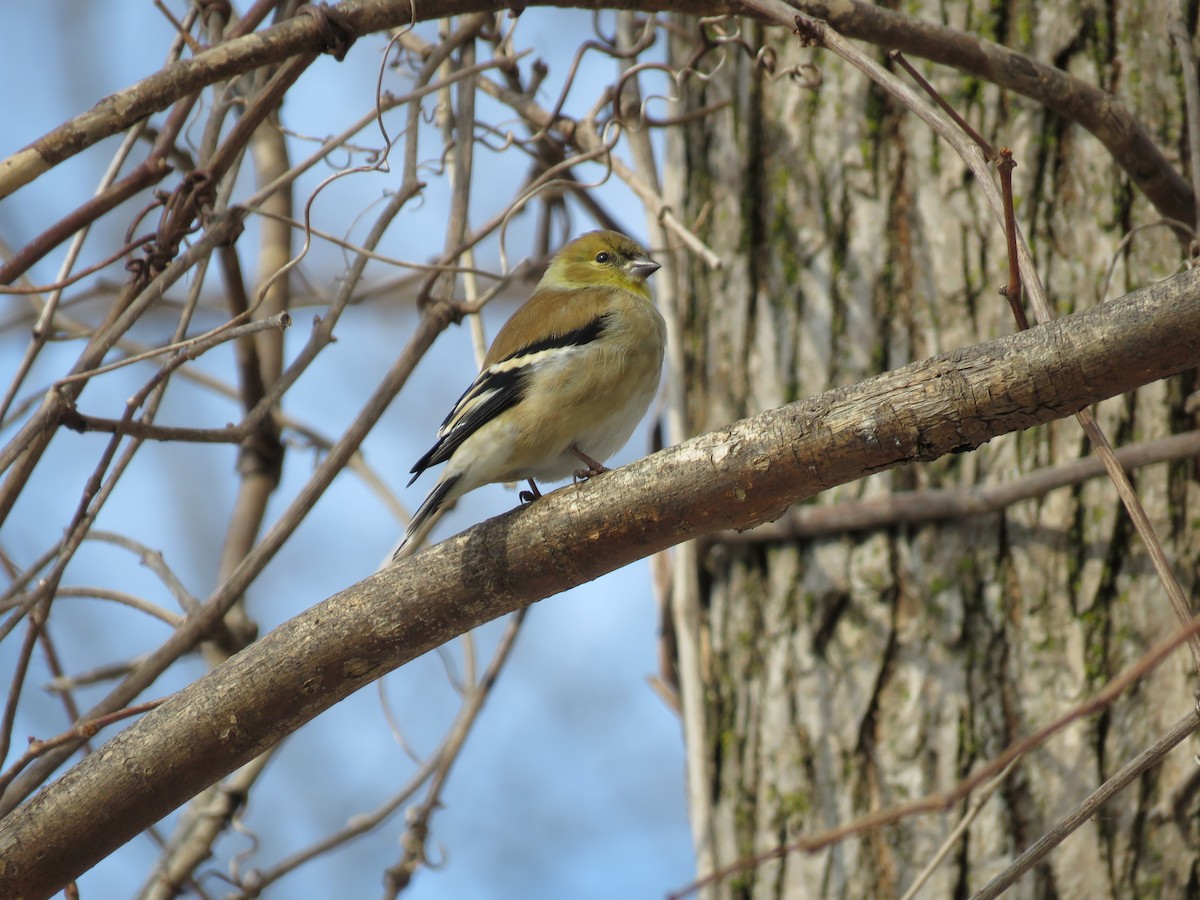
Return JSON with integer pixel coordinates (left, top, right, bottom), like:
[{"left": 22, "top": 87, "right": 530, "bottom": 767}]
[{"left": 391, "top": 230, "right": 666, "bottom": 561}]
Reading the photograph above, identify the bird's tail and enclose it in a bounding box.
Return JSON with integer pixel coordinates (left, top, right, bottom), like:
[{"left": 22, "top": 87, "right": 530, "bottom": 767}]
[{"left": 386, "top": 472, "right": 465, "bottom": 564}]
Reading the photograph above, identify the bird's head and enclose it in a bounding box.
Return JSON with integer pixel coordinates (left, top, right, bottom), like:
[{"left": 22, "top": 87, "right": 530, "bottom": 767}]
[{"left": 539, "top": 230, "right": 660, "bottom": 298}]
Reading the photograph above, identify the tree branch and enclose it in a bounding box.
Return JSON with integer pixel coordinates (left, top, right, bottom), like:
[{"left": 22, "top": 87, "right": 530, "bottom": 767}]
[
  {"left": 789, "top": 0, "right": 1194, "bottom": 225},
  {"left": 724, "top": 427, "right": 1200, "bottom": 542},
  {"left": 2, "top": 0, "right": 1187, "bottom": 226},
  {"left": 2, "top": 265, "right": 1200, "bottom": 899}
]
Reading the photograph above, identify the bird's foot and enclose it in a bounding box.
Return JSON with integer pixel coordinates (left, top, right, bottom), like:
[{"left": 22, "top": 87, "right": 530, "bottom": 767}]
[
  {"left": 519, "top": 479, "right": 543, "bottom": 504},
  {"left": 571, "top": 448, "right": 609, "bottom": 483},
  {"left": 573, "top": 465, "right": 608, "bottom": 483}
]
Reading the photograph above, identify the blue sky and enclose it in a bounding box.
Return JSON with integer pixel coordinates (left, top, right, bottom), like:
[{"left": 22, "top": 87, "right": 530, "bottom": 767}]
[{"left": 0, "top": 4, "right": 694, "bottom": 897}]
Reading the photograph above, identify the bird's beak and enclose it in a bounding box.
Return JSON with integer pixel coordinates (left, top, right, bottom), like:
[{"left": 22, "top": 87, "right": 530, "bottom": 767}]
[{"left": 627, "top": 256, "right": 661, "bottom": 280}]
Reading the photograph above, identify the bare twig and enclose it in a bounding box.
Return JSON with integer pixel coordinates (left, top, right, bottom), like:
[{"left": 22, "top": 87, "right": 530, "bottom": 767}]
[
  {"left": 54, "top": 313, "right": 292, "bottom": 387},
  {"left": 1168, "top": 2, "right": 1200, "bottom": 236},
  {"left": 899, "top": 757, "right": 1022, "bottom": 900},
  {"left": 243, "top": 613, "right": 526, "bottom": 895},
  {"left": 971, "top": 708, "right": 1200, "bottom": 900},
  {"left": 0, "top": 186, "right": 445, "bottom": 814},
  {"left": 996, "top": 148, "right": 1027, "bottom": 329},
  {"left": 0, "top": 699, "right": 164, "bottom": 797},
  {"left": 382, "top": 609, "right": 527, "bottom": 897},
  {"left": 50, "top": 588, "right": 184, "bottom": 627},
  {"left": 398, "top": 27, "right": 724, "bottom": 268},
  {"left": 887, "top": 49, "right": 994, "bottom": 155},
  {"left": 728, "top": 431, "right": 1200, "bottom": 541}
]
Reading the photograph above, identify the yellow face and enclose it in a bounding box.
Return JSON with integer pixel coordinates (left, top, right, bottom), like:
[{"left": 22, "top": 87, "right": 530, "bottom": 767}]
[{"left": 540, "top": 230, "right": 659, "bottom": 296}]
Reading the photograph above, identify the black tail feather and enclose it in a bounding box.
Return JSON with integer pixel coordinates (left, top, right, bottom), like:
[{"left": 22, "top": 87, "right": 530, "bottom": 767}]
[{"left": 393, "top": 472, "right": 463, "bottom": 560}]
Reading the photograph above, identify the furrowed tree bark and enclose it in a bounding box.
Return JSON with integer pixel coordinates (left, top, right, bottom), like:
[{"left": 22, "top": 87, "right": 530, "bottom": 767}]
[
  {"left": 1, "top": 270, "right": 1198, "bottom": 899},
  {"left": 667, "top": 3, "right": 1199, "bottom": 897}
]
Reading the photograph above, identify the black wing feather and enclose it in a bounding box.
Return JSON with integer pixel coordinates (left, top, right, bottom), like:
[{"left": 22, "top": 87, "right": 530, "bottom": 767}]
[
  {"left": 406, "top": 315, "right": 609, "bottom": 485},
  {"left": 407, "top": 367, "right": 526, "bottom": 484},
  {"left": 491, "top": 315, "right": 607, "bottom": 366}
]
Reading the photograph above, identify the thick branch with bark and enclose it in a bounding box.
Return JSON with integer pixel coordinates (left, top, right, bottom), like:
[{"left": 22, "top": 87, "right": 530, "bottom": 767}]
[{"left": 2, "top": 266, "right": 1199, "bottom": 899}]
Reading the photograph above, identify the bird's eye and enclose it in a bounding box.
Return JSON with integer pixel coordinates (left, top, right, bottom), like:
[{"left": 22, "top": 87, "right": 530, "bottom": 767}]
[{"left": 594, "top": 251, "right": 611, "bottom": 264}]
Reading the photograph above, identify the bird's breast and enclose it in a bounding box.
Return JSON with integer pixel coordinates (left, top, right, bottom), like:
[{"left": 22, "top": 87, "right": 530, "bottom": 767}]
[{"left": 505, "top": 298, "right": 665, "bottom": 482}]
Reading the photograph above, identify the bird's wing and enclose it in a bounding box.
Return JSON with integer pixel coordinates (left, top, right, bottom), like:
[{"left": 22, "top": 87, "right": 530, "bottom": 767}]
[
  {"left": 406, "top": 366, "right": 523, "bottom": 484},
  {"left": 406, "top": 307, "right": 610, "bottom": 485},
  {"left": 480, "top": 285, "right": 611, "bottom": 365}
]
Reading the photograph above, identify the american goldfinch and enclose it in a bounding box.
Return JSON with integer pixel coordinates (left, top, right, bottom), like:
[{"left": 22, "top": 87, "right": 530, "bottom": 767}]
[{"left": 392, "top": 230, "right": 666, "bottom": 560}]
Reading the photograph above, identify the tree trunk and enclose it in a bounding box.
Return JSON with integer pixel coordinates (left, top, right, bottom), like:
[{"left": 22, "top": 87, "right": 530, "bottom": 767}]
[{"left": 666, "top": 3, "right": 1200, "bottom": 896}]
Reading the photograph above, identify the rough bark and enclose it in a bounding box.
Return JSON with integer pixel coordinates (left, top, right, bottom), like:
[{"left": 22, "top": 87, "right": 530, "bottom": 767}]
[{"left": 668, "top": 3, "right": 1200, "bottom": 897}]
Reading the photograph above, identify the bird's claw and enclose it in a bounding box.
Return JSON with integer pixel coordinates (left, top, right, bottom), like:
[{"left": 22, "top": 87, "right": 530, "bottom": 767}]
[
  {"left": 570, "top": 447, "right": 609, "bottom": 484},
  {"left": 573, "top": 462, "right": 609, "bottom": 483},
  {"left": 519, "top": 479, "right": 542, "bottom": 504}
]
